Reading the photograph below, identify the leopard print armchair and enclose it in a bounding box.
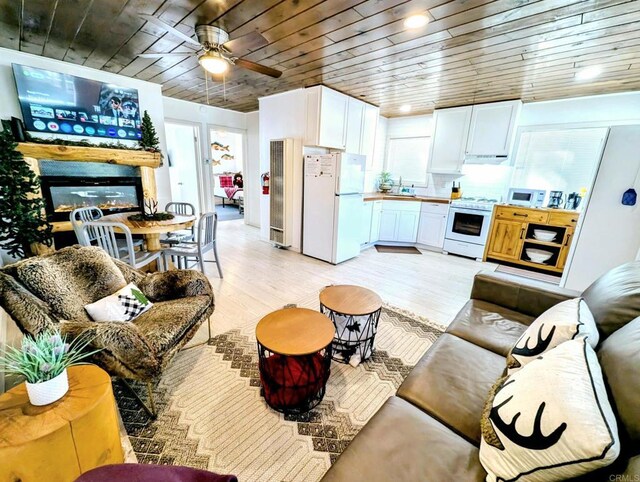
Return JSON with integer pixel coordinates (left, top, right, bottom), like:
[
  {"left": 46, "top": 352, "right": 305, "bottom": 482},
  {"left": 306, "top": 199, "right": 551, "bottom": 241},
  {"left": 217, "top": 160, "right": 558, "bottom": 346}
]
[{"left": 0, "top": 245, "right": 215, "bottom": 383}]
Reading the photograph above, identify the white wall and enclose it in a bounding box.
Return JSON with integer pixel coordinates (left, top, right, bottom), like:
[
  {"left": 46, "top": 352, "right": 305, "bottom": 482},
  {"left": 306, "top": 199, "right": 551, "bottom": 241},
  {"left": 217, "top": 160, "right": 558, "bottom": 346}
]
[
  {"left": 258, "top": 89, "right": 307, "bottom": 249},
  {"left": 245, "top": 111, "right": 260, "bottom": 227},
  {"left": 0, "top": 47, "right": 171, "bottom": 209},
  {"left": 162, "top": 97, "right": 249, "bottom": 214}
]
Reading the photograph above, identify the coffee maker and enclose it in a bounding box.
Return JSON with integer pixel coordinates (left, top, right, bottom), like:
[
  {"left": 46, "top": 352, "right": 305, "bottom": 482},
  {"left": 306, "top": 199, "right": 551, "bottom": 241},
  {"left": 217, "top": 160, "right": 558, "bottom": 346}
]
[
  {"left": 565, "top": 192, "right": 581, "bottom": 210},
  {"left": 547, "top": 191, "right": 564, "bottom": 209}
]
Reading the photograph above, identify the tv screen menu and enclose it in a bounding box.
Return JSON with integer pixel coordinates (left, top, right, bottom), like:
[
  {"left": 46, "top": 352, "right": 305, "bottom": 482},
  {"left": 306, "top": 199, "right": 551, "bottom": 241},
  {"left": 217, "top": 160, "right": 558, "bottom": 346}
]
[{"left": 12, "top": 64, "right": 143, "bottom": 140}]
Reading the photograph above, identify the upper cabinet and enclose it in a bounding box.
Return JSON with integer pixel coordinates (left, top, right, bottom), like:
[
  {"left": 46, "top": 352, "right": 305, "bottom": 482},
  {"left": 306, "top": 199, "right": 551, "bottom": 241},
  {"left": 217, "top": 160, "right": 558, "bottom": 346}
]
[
  {"left": 428, "top": 106, "right": 472, "bottom": 174},
  {"left": 305, "top": 86, "right": 348, "bottom": 149},
  {"left": 360, "top": 103, "right": 379, "bottom": 165},
  {"left": 305, "top": 86, "right": 379, "bottom": 159},
  {"left": 465, "top": 100, "right": 521, "bottom": 160},
  {"left": 345, "top": 97, "right": 365, "bottom": 153},
  {"left": 428, "top": 100, "right": 522, "bottom": 173}
]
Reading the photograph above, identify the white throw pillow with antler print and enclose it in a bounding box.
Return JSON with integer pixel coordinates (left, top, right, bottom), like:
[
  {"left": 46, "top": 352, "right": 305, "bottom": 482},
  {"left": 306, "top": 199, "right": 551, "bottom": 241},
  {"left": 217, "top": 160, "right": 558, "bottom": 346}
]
[
  {"left": 507, "top": 298, "right": 599, "bottom": 373},
  {"left": 480, "top": 338, "right": 619, "bottom": 482}
]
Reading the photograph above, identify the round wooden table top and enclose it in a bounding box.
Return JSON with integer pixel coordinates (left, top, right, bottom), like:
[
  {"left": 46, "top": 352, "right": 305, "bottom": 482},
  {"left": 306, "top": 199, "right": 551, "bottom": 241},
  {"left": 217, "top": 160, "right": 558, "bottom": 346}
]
[
  {"left": 319, "top": 285, "right": 383, "bottom": 316},
  {"left": 99, "top": 211, "right": 196, "bottom": 235},
  {"left": 256, "top": 308, "right": 335, "bottom": 356},
  {"left": 0, "top": 364, "right": 114, "bottom": 446}
]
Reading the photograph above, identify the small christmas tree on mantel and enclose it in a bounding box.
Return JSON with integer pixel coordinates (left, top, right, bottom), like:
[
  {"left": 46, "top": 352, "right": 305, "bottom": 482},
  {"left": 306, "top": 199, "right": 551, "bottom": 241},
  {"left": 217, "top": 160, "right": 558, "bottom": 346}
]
[
  {"left": 0, "top": 128, "right": 53, "bottom": 258},
  {"left": 138, "top": 110, "right": 160, "bottom": 152}
]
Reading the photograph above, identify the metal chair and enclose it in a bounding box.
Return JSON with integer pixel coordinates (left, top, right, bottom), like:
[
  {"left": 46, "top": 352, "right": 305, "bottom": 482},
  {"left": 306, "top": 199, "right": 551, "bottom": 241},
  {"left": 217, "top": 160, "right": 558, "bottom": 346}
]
[
  {"left": 70, "top": 207, "right": 143, "bottom": 252},
  {"left": 162, "top": 212, "right": 222, "bottom": 277},
  {"left": 82, "top": 221, "right": 164, "bottom": 271},
  {"left": 162, "top": 202, "right": 196, "bottom": 246}
]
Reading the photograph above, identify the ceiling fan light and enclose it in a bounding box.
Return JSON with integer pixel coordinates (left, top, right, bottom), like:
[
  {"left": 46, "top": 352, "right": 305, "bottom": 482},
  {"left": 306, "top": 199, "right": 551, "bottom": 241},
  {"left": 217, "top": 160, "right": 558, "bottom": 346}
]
[{"left": 199, "top": 53, "right": 229, "bottom": 74}]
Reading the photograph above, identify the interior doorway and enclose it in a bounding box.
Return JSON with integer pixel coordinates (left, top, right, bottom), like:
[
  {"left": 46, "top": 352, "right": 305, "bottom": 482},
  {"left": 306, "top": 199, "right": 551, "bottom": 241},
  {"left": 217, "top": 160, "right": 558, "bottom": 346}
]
[
  {"left": 209, "top": 126, "right": 246, "bottom": 222},
  {"left": 166, "top": 122, "right": 203, "bottom": 213}
]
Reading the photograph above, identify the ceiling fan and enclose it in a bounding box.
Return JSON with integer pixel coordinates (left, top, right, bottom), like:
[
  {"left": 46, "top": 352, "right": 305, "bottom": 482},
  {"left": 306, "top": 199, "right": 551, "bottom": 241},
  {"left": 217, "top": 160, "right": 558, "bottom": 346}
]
[{"left": 137, "top": 14, "right": 282, "bottom": 79}]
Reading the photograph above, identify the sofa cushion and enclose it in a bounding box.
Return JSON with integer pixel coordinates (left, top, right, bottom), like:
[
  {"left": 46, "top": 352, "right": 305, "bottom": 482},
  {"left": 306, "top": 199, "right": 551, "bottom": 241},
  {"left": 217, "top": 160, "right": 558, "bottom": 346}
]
[
  {"left": 320, "top": 396, "right": 486, "bottom": 482},
  {"left": 447, "top": 299, "right": 532, "bottom": 356},
  {"left": 133, "top": 295, "right": 211, "bottom": 354},
  {"left": 582, "top": 260, "right": 640, "bottom": 337},
  {"left": 396, "top": 333, "right": 506, "bottom": 445},
  {"left": 480, "top": 339, "right": 620, "bottom": 482},
  {"left": 7, "top": 246, "right": 126, "bottom": 322},
  {"left": 598, "top": 317, "right": 640, "bottom": 443},
  {"left": 506, "top": 298, "right": 599, "bottom": 373}
]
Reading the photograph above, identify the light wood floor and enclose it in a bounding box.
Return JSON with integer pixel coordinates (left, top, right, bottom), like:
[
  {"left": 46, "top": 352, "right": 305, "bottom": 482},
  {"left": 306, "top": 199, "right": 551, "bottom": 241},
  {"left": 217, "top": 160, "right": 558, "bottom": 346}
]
[{"left": 190, "top": 219, "right": 499, "bottom": 344}]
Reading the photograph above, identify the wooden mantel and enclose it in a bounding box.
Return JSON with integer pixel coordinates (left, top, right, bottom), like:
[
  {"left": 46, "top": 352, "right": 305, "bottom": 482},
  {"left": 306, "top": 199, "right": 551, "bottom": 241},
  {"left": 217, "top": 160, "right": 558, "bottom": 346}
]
[
  {"left": 17, "top": 142, "right": 161, "bottom": 168},
  {"left": 19, "top": 142, "right": 160, "bottom": 249}
]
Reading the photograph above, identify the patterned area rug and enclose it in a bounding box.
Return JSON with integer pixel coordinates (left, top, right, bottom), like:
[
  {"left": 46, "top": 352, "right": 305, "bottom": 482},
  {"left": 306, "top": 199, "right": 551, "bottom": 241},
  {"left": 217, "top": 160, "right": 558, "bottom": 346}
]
[{"left": 114, "top": 305, "right": 443, "bottom": 482}]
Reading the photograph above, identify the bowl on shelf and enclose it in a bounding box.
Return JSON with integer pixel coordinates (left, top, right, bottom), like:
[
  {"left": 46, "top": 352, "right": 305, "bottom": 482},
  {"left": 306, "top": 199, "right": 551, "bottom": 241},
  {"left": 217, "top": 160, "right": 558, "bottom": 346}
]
[
  {"left": 533, "top": 229, "right": 557, "bottom": 242},
  {"left": 525, "top": 248, "right": 554, "bottom": 264}
]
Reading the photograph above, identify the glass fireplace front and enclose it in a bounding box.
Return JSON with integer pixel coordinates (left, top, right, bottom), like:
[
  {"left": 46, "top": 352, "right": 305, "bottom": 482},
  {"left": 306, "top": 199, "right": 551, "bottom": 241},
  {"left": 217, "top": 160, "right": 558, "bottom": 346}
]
[{"left": 40, "top": 176, "right": 143, "bottom": 221}]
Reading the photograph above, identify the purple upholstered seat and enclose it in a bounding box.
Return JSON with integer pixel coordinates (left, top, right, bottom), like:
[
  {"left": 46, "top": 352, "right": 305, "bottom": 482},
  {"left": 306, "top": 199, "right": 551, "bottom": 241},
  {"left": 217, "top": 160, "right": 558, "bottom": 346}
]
[{"left": 75, "top": 464, "right": 238, "bottom": 482}]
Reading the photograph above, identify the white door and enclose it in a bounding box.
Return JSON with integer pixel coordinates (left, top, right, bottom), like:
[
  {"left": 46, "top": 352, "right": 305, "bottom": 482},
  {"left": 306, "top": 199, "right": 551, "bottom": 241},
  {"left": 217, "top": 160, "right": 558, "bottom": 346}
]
[
  {"left": 361, "top": 104, "right": 379, "bottom": 165},
  {"left": 379, "top": 210, "right": 399, "bottom": 241},
  {"left": 303, "top": 156, "right": 336, "bottom": 263},
  {"left": 319, "top": 88, "right": 348, "bottom": 149},
  {"left": 397, "top": 211, "right": 420, "bottom": 242},
  {"left": 417, "top": 213, "right": 447, "bottom": 247},
  {"left": 361, "top": 201, "right": 373, "bottom": 245},
  {"left": 429, "top": 106, "right": 472, "bottom": 174},
  {"left": 337, "top": 153, "right": 366, "bottom": 194},
  {"left": 345, "top": 98, "right": 365, "bottom": 153},
  {"left": 466, "top": 101, "right": 520, "bottom": 157},
  {"left": 370, "top": 201, "right": 382, "bottom": 243},
  {"left": 334, "top": 194, "right": 364, "bottom": 263},
  {"left": 166, "top": 122, "right": 201, "bottom": 211}
]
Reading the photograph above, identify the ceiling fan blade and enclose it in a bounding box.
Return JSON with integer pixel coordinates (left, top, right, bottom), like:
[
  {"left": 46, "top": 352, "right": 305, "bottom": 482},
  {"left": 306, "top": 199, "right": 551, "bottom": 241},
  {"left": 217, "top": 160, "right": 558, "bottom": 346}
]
[
  {"left": 223, "top": 31, "right": 268, "bottom": 56},
  {"left": 139, "top": 14, "right": 200, "bottom": 47},
  {"left": 137, "top": 52, "right": 196, "bottom": 59},
  {"left": 234, "top": 58, "right": 282, "bottom": 78}
]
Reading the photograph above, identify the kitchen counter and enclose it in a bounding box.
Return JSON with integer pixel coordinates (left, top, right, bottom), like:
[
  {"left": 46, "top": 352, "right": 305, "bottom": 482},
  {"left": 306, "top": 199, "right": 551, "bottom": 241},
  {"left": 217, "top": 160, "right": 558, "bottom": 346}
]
[
  {"left": 494, "top": 203, "right": 579, "bottom": 214},
  {"left": 363, "top": 193, "right": 451, "bottom": 204}
]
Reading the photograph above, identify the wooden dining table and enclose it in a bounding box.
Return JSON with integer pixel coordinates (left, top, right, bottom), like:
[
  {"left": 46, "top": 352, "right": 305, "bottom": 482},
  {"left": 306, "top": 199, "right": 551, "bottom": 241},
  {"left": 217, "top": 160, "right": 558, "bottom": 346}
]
[{"left": 99, "top": 212, "right": 197, "bottom": 251}]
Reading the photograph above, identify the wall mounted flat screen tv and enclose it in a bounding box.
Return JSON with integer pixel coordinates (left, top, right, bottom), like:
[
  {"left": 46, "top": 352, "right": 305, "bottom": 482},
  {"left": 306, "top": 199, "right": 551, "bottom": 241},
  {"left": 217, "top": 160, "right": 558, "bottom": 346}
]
[{"left": 12, "top": 63, "right": 142, "bottom": 140}]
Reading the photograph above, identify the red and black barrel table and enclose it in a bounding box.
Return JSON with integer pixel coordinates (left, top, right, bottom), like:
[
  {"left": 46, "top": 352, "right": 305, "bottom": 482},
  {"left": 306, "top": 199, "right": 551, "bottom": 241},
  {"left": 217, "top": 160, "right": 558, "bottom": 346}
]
[
  {"left": 255, "top": 307, "right": 335, "bottom": 414},
  {"left": 319, "top": 285, "right": 383, "bottom": 365}
]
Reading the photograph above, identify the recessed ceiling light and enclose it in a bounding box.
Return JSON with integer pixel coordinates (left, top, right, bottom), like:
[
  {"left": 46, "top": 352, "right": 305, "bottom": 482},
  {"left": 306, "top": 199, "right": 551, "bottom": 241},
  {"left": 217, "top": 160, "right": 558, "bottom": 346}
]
[
  {"left": 400, "top": 104, "right": 412, "bottom": 113},
  {"left": 404, "top": 14, "right": 429, "bottom": 29},
  {"left": 575, "top": 65, "right": 602, "bottom": 81}
]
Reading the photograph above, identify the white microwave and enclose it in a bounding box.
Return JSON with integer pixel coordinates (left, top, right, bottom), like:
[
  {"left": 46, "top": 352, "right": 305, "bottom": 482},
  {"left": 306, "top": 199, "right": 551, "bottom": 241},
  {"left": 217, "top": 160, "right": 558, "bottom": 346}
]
[{"left": 507, "top": 188, "right": 546, "bottom": 207}]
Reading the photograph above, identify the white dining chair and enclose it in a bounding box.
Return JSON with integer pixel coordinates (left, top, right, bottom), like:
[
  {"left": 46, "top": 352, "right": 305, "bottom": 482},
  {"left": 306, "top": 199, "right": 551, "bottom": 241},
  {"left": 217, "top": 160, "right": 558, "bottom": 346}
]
[
  {"left": 70, "top": 207, "right": 143, "bottom": 253},
  {"left": 162, "top": 212, "right": 222, "bottom": 277},
  {"left": 82, "top": 221, "right": 164, "bottom": 271}
]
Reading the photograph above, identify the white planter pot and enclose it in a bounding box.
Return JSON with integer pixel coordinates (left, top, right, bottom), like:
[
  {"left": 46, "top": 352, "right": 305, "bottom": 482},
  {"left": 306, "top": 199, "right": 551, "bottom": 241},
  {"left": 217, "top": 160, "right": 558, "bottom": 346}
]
[{"left": 25, "top": 369, "right": 69, "bottom": 406}]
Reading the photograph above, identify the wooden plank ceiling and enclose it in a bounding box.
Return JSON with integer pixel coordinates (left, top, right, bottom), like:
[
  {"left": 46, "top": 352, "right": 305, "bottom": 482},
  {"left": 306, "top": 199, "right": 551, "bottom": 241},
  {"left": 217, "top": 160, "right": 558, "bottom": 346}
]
[{"left": 2, "top": 0, "right": 640, "bottom": 116}]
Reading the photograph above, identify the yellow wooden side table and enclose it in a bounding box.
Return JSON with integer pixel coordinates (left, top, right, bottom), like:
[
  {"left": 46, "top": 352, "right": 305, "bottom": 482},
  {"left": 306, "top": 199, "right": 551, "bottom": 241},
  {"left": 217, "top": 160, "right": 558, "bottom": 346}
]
[{"left": 0, "top": 364, "right": 124, "bottom": 482}]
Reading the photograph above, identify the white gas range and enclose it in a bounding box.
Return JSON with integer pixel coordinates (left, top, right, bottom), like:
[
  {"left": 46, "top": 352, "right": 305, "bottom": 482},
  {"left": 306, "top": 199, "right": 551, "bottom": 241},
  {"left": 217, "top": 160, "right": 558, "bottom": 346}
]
[{"left": 443, "top": 197, "right": 498, "bottom": 260}]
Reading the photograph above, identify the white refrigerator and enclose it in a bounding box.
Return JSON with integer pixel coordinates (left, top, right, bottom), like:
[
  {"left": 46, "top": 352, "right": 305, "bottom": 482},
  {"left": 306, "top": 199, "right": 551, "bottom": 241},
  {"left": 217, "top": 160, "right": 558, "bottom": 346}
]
[{"left": 303, "top": 153, "right": 366, "bottom": 264}]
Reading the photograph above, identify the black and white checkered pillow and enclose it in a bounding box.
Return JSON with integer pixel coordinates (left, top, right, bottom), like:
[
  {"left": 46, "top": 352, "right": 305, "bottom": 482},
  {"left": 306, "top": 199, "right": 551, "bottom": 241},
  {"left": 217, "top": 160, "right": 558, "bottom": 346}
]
[
  {"left": 85, "top": 283, "right": 153, "bottom": 322},
  {"left": 118, "top": 294, "right": 147, "bottom": 321}
]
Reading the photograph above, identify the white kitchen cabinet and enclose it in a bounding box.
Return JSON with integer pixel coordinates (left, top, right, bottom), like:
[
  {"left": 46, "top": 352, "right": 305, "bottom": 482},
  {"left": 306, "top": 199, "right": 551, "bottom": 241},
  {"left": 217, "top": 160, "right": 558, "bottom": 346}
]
[
  {"left": 378, "top": 210, "right": 398, "bottom": 241},
  {"left": 369, "top": 200, "right": 382, "bottom": 243},
  {"left": 305, "top": 86, "right": 348, "bottom": 149},
  {"left": 396, "top": 211, "right": 420, "bottom": 242},
  {"left": 429, "top": 106, "right": 472, "bottom": 174},
  {"left": 360, "top": 103, "right": 379, "bottom": 165},
  {"left": 361, "top": 201, "right": 374, "bottom": 244},
  {"left": 417, "top": 202, "right": 449, "bottom": 248},
  {"left": 379, "top": 201, "right": 420, "bottom": 242},
  {"left": 345, "top": 97, "right": 365, "bottom": 153},
  {"left": 466, "top": 100, "right": 521, "bottom": 158}
]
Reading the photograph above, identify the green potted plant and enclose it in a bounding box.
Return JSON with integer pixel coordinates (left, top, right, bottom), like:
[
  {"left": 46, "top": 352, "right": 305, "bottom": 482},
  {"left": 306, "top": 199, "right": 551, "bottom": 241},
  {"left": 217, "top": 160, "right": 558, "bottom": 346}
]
[
  {"left": 378, "top": 172, "right": 394, "bottom": 193},
  {"left": 0, "top": 330, "right": 98, "bottom": 406}
]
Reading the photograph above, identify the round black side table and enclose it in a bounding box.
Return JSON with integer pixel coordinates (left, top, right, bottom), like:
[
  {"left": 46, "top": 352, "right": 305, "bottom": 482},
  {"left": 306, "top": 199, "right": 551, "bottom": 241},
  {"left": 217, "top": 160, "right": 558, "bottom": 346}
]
[
  {"left": 319, "top": 285, "right": 383, "bottom": 365},
  {"left": 256, "top": 307, "right": 335, "bottom": 414}
]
